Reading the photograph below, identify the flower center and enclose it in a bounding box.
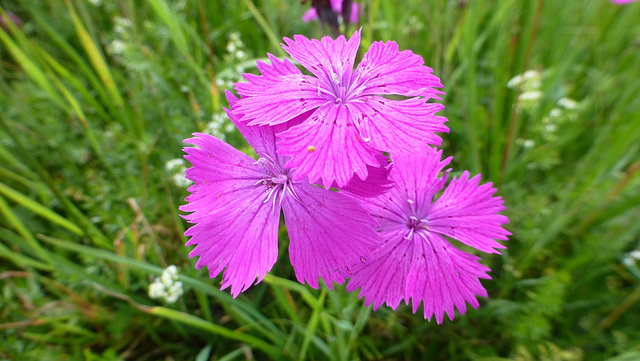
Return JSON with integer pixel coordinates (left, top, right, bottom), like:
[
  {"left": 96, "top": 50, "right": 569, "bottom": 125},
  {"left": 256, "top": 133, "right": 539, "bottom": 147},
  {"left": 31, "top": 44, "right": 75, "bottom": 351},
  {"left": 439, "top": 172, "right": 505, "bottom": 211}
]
[
  {"left": 404, "top": 199, "right": 429, "bottom": 241},
  {"left": 316, "top": 69, "right": 367, "bottom": 106},
  {"left": 255, "top": 155, "right": 301, "bottom": 210}
]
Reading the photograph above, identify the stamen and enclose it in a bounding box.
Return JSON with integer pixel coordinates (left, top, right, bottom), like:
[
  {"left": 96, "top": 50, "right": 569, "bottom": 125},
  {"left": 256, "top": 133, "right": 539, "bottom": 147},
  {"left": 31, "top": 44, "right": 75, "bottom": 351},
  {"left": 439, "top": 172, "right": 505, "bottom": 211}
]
[{"left": 330, "top": 70, "right": 340, "bottom": 85}]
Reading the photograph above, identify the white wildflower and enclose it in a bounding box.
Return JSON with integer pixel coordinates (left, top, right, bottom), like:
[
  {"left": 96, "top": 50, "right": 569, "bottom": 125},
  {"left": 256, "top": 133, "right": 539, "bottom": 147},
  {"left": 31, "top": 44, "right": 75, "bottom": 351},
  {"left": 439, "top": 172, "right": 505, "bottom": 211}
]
[
  {"left": 148, "top": 265, "right": 184, "bottom": 304},
  {"left": 549, "top": 108, "right": 562, "bottom": 118},
  {"left": 518, "top": 90, "right": 542, "bottom": 102},
  {"left": 166, "top": 159, "right": 192, "bottom": 187},
  {"left": 107, "top": 40, "right": 126, "bottom": 56},
  {"left": 113, "top": 17, "right": 132, "bottom": 34},
  {"left": 507, "top": 75, "right": 523, "bottom": 89},
  {"left": 558, "top": 97, "right": 578, "bottom": 110},
  {"left": 165, "top": 158, "right": 185, "bottom": 172}
]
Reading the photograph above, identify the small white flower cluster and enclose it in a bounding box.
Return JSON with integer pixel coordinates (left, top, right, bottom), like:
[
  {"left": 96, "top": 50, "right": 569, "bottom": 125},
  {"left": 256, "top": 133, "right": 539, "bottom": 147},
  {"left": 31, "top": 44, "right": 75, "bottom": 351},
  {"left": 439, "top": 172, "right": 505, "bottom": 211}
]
[
  {"left": 224, "top": 32, "right": 247, "bottom": 62},
  {"left": 216, "top": 33, "right": 249, "bottom": 91},
  {"left": 166, "top": 158, "right": 193, "bottom": 188},
  {"left": 106, "top": 17, "right": 133, "bottom": 57},
  {"left": 87, "top": 0, "right": 102, "bottom": 6},
  {"left": 204, "top": 112, "right": 235, "bottom": 141},
  {"left": 540, "top": 97, "right": 579, "bottom": 142},
  {"left": 148, "top": 265, "right": 184, "bottom": 303},
  {"left": 508, "top": 70, "right": 542, "bottom": 113},
  {"left": 622, "top": 250, "right": 640, "bottom": 267},
  {"left": 516, "top": 138, "right": 536, "bottom": 149}
]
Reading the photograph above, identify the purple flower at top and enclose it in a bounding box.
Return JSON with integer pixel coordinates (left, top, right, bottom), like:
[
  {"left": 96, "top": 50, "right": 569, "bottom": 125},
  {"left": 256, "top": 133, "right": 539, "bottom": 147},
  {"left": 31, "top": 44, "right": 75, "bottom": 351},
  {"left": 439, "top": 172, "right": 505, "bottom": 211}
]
[
  {"left": 180, "top": 91, "right": 381, "bottom": 297},
  {"left": 611, "top": 0, "right": 638, "bottom": 4},
  {"left": 234, "top": 29, "right": 448, "bottom": 189},
  {"left": 302, "top": 0, "right": 359, "bottom": 24},
  {"left": 346, "top": 150, "right": 510, "bottom": 323}
]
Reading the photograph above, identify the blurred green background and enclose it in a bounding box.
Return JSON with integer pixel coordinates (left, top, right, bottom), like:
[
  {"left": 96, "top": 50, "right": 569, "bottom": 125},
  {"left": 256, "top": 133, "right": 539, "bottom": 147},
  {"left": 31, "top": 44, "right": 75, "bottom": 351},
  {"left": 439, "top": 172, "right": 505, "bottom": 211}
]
[{"left": 1, "top": 0, "right": 640, "bottom": 360}]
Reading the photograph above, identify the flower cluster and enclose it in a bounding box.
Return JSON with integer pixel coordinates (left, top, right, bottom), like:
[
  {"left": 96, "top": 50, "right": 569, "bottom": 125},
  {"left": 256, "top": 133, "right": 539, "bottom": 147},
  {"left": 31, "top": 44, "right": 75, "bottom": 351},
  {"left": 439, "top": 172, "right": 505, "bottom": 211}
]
[
  {"left": 182, "top": 29, "right": 510, "bottom": 322},
  {"left": 148, "top": 265, "right": 184, "bottom": 303},
  {"left": 507, "top": 69, "right": 543, "bottom": 113}
]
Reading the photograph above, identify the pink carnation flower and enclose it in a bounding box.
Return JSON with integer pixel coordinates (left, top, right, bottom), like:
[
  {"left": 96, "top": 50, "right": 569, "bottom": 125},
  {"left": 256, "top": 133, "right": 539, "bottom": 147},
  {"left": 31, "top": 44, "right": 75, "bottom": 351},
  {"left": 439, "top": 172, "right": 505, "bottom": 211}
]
[
  {"left": 302, "top": 0, "right": 359, "bottom": 24},
  {"left": 346, "top": 150, "right": 510, "bottom": 323},
  {"left": 611, "top": 0, "right": 637, "bottom": 4},
  {"left": 234, "top": 29, "right": 448, "bottom": 189},
  {"left": 181, "top": 91, "right": 381, "bottom": 297}
]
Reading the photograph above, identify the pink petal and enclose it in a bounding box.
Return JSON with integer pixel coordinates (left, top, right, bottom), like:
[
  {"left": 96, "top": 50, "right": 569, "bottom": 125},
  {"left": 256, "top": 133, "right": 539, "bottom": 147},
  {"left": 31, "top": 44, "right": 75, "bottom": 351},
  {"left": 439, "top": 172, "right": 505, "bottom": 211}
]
[
  {"left": 406, "top": 232, "right": 491, "bottom": 323},
  {"left": 349, "top": 2, "right": 359, "bottom": 23},
  {"left": 346, "top": 237, "right": 411, "bottom": 310},
  {"left": 302, "top": 8, "right": 318, "bottom": 22},
  {"left": 282, "top": 182, "right": 381, "bottom": 289},
  {"left": 390, "top": 150, "right": 452, "bottom": 209},
  {"left": 225, "top": 91, "right": 310, "bottom": 166},
  {"left": 277, "top": 104, "right": 379, "bottom": 188},
  {"left": 339, "top": 152, "right": 394, "bottom": 197},
  {"left": 355, "top": 40, "right": 443, "bottom": 98},
  {"left": 282, "top": 29, "right": 361, "bottom": 84},
  {"left": 181, "top": 133, "right": 266, "bottom": 220},
  {"left": 428, "top": 172, "right": 511, "bottom": 254},
  {"left": 234, "top": 54, "right": 324, "bottom": 126},
  {"left": 181, "top": 134, "right": 280, "bottom": 297},
  {"left": 350, "top": 97, "right": 448, "bottom": 152}
]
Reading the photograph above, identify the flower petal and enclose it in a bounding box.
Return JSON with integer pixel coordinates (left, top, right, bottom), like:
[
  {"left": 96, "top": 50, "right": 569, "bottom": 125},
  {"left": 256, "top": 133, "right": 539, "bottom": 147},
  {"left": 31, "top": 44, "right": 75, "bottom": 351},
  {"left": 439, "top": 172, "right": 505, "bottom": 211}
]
[
  {"left": 389, "top": 150, "right": 452, "bottom": 212},
  {"left": 181, "top": 134, "right": 280, "bottom": 297},
  {"left": 301, "top": 8, "right": 318, "bottom": 22},
  {"left": 282, "top": 29, "right": 361, "bottom": 84},
  {"left": 225, "top": 90, "right": 310, "bottom": 166},
  {"left": 277, "top": 104, "right": 379, "bottom": 188},
  {"left": 355, "top": 40, "right": 443, "bottom": 98},
  {"left": 346, "top": 237, "right": 411, "bottom": 310},
  {"left": 406, "top": 232, "right": 491, "bottom": 323},
  {"left": 234, "top": 54, "right": 324, "bottom": 126},
  {"left": 282, "top": 182, "right": 380, "bottom": 289},
  {"left": 428, "top": 172, "right": 510, "bottom": 254},
  {"left": 181, "top": 133, "right": 266, "bottom": 219},
  {"left": 338, "top": 152, "right": 394, "bottom": 198},
  {"left": 350, "top": 97, "right": 448, "bottom": 152}
]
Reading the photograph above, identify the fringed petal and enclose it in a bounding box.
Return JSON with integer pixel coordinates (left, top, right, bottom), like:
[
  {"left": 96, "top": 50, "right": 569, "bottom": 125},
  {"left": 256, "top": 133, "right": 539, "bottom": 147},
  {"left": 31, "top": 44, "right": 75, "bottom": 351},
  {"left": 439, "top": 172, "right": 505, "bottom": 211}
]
[
  {"left": 282, "top": 29, "right": 361, "bottom": 84},
  {"left": 406, "top": 232, "right": 491, "bottom": 323},
  {"left": 346, "top": 237, "right": 412, "bottom": 310},
  {"left": 234, "top": 54, "right": 324, "bottom": 126},
  {"left": 429, "top": 172, "right": 511, "bottom": 254},
  {"left": 181, "top": 133, "right": 280, "bottom": 297},
  {"left": 351, "top": 97, "right": 448, "bottom": 152},
  {"left": 356, "top": 40, "right": 444, "bottom": 98},
  {"left": 282, "top": 182, "right": 381, "bottom": 289}
]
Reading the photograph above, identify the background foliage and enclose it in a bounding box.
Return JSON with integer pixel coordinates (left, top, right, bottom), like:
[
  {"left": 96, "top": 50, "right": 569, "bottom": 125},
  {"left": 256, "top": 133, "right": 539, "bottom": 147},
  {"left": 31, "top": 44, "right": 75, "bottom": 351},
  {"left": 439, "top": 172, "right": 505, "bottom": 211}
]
[{"left": 1, "top": 0, "right": 640, "bottom": 360}]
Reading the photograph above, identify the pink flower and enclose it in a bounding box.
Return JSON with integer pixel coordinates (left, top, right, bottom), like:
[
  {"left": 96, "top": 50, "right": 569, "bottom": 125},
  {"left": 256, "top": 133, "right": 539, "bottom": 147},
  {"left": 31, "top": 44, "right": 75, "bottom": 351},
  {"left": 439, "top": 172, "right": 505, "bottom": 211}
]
[
  {"left": 346, "top": 150, "right": 510, "bottom": 323},
  {"left": 234, "top": 29, "right": 448, "bottom": 189},
  {"left": 181, "top": 91, "right": 381, "bottom": 297},
  {"left": 302, "top": 0, "right": 359, "bottom": 24},
  {"left": 611, "top": 0, "right": 638, "bottom": 4}
]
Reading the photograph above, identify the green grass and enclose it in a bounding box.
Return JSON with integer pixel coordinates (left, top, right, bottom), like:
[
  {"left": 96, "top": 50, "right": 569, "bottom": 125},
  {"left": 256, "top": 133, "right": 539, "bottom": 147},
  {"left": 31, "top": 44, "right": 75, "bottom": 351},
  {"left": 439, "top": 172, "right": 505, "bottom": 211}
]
[{"left": 1, "top": 0, "right": 640, "bottom": 360}]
